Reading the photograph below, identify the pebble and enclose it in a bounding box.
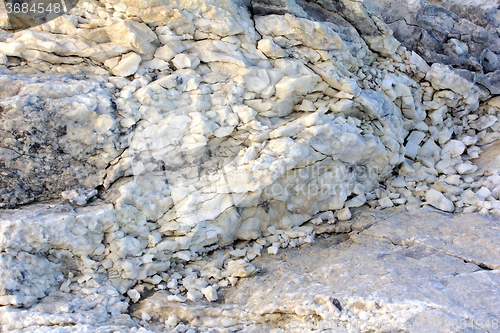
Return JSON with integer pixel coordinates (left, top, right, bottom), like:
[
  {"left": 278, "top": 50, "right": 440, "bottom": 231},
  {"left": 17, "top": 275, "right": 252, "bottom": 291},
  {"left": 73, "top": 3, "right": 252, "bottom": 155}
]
[
  {"left": 379, "top": 197, "right": 394, "bottom": 208},
  {"left": 337, "top": 207, "right": 352, "bottom": 221},
  {"left": 476, "top": 187, "right": 492, "bottom": 200},
  {"left": 426, "top": 189, "right": 455, "bottom": 212},
  {"left": 456, "top": 163, "right": 478, "bottom": 174}
]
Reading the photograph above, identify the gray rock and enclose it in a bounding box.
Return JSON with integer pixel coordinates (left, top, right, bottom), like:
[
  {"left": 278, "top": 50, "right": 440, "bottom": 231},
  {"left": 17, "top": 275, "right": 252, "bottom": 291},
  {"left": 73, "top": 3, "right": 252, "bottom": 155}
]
[
  {"left": 295, "top": 0, "right": 377, "bottom": 63},
  {"left": 477, "top": 69, "right": 500, "bottom": 95},
  {"left": 251, "top": 0, "right": 400, "bottom": 56},
  {"left": 250, "top": 0, "right": 309, "bottom": 16},
  {"left": 372, "top": 0, "right": 500, "bottom": 94},
  {"left": 0, "top": 74, "right": 125, "bottom": 208},
  {"left": 61, "top": 187, "right": 98, "bottom": 206},
  {"left": 309, "top": 0, "right": 400, "bottom": 55},
  {"left": 481, "top": 48, "right": 499, "bottom": 73},
  {"left": 431, "top": 0, "right": 500, "bottom": 54}
]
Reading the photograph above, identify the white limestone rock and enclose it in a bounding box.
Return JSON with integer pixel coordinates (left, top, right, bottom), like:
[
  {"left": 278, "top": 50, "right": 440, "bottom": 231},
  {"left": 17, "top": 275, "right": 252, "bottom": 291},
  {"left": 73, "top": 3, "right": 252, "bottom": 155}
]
[
  {"left": 256, "top": 14, "right": 345, "bottom": 52},
  {"left": 425, "top": 188, "right": 455, "bottom": 212},
  {"left": 491, "top": 186, "right": 500, "bottom": 200},
  {"left": 41, "top": 15, "right": 78, "bottom": 35},
  {"left": 106, "top": 20, "right": 158, "bottom": 56},
  {"left": 154, "top": 41, "right": 186, "bottom": 62},
  {"left": 267, "top": 246, "right": 279, "bottom": 255},
  {"left": 337, "top": 207, "right": 352, "bottom": 221},
  {"left": 187, "top": 40, "right": 249, "bottom": 67},
  {"left": 112, "top": 52, "right": 142, "bottom": 77},
  {"left": 61, "top": 187, "right": 98, "bottom": 206},
  {"left": 476, "top": 187, "right": 492, "bottom": 200},
  {"left": 127, "top": 289, "right": 141, "bottom": 303},
  {"left": 171, "top": 53, "right": 198, "bottom": 69},
  {"left": 194, "top": 10, "right": 244, "bottom": 37},
  {"left": 441, "top": 140, "right": 466, "bottom": 158},
  {"left": 0, "top": 74, "right": 123, "bottom": 207},
  {"left": 135, "top": 209, "right": 500, "bottom": 332},
  {"left": 201, "top": 285, "right": 219, "bottom": 302},
  {"left": 0, "top": 252, "right": 63, "bottom": 307},
  {"left": 0, "top": 202, "right": 115, "bottom": 306},
  {"left": 142, "top": 58, "right": 170, "bottom": 71},
  {"left": 425, "top": 63, "right": 480, "bottom": 111},
  {"left": 257, "top": 39, "right": 286, "bottom": 59},
  {"left": 378, "top": 196, "right": 394, "bottom": 208},
  {"left": 1, "top": 0, "right": 500, "bottom": 330},
  {"left": 456, "top": 162, "right": 478, "bottom": 175},
  {"left": 0, "top": 202, "right": 115, "bottom": 256},
  {"left": 0, "top": 41, "right": 26, "bottom": 56}
]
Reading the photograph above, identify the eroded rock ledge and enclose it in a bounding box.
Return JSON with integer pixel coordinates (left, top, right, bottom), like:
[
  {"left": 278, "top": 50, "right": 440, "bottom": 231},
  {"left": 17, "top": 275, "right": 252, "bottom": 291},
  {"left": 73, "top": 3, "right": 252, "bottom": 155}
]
[{"left": 0, "top": 0, "right": 500, "bottom": 331}]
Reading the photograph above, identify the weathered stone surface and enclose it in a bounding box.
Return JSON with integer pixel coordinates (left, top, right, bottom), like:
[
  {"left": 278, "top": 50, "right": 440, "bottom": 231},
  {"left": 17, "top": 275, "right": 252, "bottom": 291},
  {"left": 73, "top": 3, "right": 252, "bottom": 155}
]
[
  {"left": 105, "top": 20, "right": 158, "bottom": 57},
  {"left": 0, "top": 252, "right": 63, "bottom": 307},
  {"left": 428, "top": 0, "right": 500, "bottom": 55},
  {"left": 252, "top": 0, "right": 399, "bottom": 56},
  {"left": 0, "top": 74, "right": 124, "bottom": 208},
  {"left": 134, "top": 208, "right": 500, "bottom": 331},
  {"left": 0, "top": 201, "right": 115, "bottom": 256},
  {"left": 372, "top": 0, "right": 500, "bottom": 94},
  {"left": 0, "top": 0, "right": 500, "bottom": 330}
]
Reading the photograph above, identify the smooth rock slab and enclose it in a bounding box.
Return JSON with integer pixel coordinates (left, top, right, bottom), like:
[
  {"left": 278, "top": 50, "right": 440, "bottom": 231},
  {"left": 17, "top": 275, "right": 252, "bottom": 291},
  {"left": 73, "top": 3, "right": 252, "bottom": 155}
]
[{"left": 136, "top": 208, "right": 500, "bottom": 332}]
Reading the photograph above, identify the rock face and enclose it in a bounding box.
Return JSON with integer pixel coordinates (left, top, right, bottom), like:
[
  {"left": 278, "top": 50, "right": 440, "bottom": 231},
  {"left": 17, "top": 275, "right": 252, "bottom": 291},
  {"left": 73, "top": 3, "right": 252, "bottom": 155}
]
[
  {"left": 371, "top": 0, "right": 500, "bottom": 94},
  {"left": 0, "top": 73, "right": 124, "bottom": 208},
  {"left": 251, "top": 0, "right": 401, "bottom": 56},
  {"left": 0, "top": 0, "right": 500, "bottom": 331}
]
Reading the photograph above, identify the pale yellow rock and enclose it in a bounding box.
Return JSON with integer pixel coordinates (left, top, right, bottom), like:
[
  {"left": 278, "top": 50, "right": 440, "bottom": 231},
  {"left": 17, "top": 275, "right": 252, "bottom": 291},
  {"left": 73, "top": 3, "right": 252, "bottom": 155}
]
[
  {"left": 171, "top": 54, "right": 192, "bottom": 69},
  {"left": 41, "top": 15, "right": 78, "bottom": 35},
  {"left": 76, "top": 28, "right": 111, "bottom": 44},
  {"left": 425, "top": 63, "right": 476, "bottom": 95},
  {"left": 104, "top": 56, "right": 121, "bottom": 69},
  {"left": 255, "top": 14, "right": 345, "bottom": 52}
]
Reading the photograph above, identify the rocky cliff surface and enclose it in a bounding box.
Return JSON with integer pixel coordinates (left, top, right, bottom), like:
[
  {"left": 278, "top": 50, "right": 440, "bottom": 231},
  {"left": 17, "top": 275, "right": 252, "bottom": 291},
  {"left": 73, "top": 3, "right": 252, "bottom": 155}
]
[
  {"left": 0, "top": 0, "right": 499, "bottom": 331},
  {"left": 373, "top": 0, "right": 500, "bottom": 94}
]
